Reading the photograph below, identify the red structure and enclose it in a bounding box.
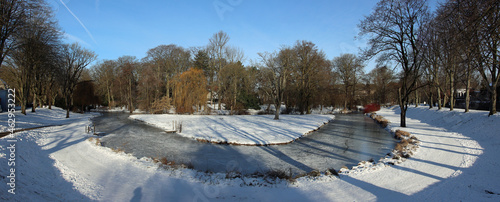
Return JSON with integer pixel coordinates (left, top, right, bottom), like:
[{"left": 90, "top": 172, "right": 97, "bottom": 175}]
[{"left": 363, "top": 103, "right": 380, "bottom": 114}]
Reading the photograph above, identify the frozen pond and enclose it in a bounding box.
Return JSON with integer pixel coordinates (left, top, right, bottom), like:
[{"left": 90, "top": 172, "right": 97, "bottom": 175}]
[{"left": 94, "top": 113, "right": 396, "bottom": 175}]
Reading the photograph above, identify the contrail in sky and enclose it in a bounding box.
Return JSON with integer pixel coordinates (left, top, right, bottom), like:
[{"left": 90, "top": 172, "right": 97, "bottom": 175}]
[{"left": 59, "top": 0, "right": 97, "bottom": 45}]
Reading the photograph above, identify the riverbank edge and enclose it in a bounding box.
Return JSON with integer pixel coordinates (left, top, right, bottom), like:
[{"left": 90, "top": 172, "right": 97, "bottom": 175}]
[{"left": 338, "top": 110, "right": 420, "bottom": 174}]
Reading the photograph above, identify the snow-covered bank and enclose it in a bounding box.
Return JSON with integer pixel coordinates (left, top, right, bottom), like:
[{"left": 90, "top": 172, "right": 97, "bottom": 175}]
[
  {"left": 338, "top": 106, "right": 497, "bottom": 201},
  {"left": 0, "top": 107, "right": 91, "bottom": 133},
  {"left": 129, "top": 114, "right": 334, "bottom": 145},
  {"left": 1, "top": 106, "right": 499, "bottom": 201}
]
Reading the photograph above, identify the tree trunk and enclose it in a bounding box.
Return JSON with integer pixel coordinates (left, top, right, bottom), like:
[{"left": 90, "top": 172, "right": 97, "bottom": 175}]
[
  {"left": 129, "top": 78, "right": 133, "bottom": 113},
  {"left": 435, "top": 75, "right": 442, "bottom": 110},
  {"left": 233, "top": 80, "right": 237, "bottom": 115},
  {"left": 465, "top": 68, "right": 471, "bottom": 113},
  {"left": 442, "top": 87, "right": 448, "bottom": 109},
  {"left": 344, "top": 85, "right": 348, "bottom": 110},
  {"left": 449, "top": 72, "right": 455, "bottom": 111},
  {"left": 50, "top": 96, "right": 56, "bottom": 110},
  {"left": 32, "top": 92, "right": 36, "bottom": 112},
  {"left": 274, "top": 101, "right": 280, "bottom": 120},
  {"left": 107, "top": 85, "right": 112, "bottom": 109},
  {"left": 400, "top": 105, "right": 406, "bottom": 127},
  {"left": 217, "top": 81, "right": 222, "bottom": 110},
  {"left": 21, "top": 104, "right": 26, "bottom": 115},
  {"left": 398, "top": 88, "right": 407, "bottom": 127},
  {"left": 48, "top": 94, "right": 52, "bottom": 109},
  {"left": 166, "top": 79, "right": 171, "bottom": 106},
  {"left": 490, "top": 86, "right": 497, "bottom": 116},
  {"left": 415, "top": 89, "right": 419, "bottom": 107},
  {"left": 429, "top": 91, "right": 433, "bottom": 109},
  {"left": 65, "top": 95, "right": 70, "bottom": 118},
  {"left": 21, "top": 87, "right": 27, "bottom": 115}
]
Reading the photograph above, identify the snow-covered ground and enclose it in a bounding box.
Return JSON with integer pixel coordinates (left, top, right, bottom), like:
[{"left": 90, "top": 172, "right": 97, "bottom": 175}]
[
  {"left": 0, "top": 106, "right": 499, "bottom": 201},
  {"left": 0, "top": 107, "right": 91, "bottom": 133},
  {"left": 129, "top": 114, "right": 334, "bottom": 145}
]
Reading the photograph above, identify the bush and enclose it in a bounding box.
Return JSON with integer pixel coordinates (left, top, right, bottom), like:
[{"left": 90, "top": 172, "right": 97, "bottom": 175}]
[{"left": 237, "top": 92, "right": 261, "bottom": 110}]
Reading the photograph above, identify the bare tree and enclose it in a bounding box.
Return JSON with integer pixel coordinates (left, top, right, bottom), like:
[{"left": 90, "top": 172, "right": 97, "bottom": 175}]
[
  {"left": 91, "top": 60, "right": 117, "bottom": 108},
  {"left": 359, "top": 0, "right": 430, "bottom": 127},
  {"left": 219, "top": 61, "right": 247, "bottom": 114},
  {"left": 332, "top": 53, "right": 364, "bottom": 110},
  {"left": 421, "top": 17, "right": 444, "bottom": 110},
  {"left": 0, "top": 0, "right": 25, "bottom": 67},
  {"left": 142, "top": 44, "right": 191, "bottom": 110},
  {"left": 369, "top": 65, "right": 396, "bottom": 105},
  {"left": 2, "top": 0, "right": 61, "bottom": 114},
  {"left": 258, "top": 50, "right": 290, "bottom": 120},
  {"left": 293, "top": 40, "right": 329, "bottom": 114},
  {"left": 59, "top": 43, "right": 97, "bottom": 118},
  {"left": 475, "top": 0, "right": 500, "bottom": 115},
  {"left": 208, "top": 30, "right": 230, "bottom": 110},
  {"left": 116, "top": 56, "right": 138, "bottom": 113}
]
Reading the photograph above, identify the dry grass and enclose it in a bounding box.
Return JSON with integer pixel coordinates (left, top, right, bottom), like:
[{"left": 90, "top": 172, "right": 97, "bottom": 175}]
[
  {"left": 392, "top": 130, "right": 419, "bottom": 159},
  {"left": 153, "top": 157, "right": 194, "bottom": 169},
  {"left": 111, "top": 147, "right": 124, "bottom": 153},
  {"left": 225, "top": 171, "right": 242, "bottom": 179},
  {"left": 160, "top": 157, "right": 170, "bottom": 165},
  {"left": 88, "top": 137, "right": 101, "bottom": 146},
  {"left": 395, "top": 139, "right": 409, "bottom": 153},
  {"left": 307, "top": 170, "right": 321, "bottom": 177},
  {"left": 326, "top": 168, "right": 339, "bottom": 177},
  {"left": 370, "top": 113, "right": 389, "bottom": 128},
  {"left": 395, "top": 130, "right": 411, "bottom": 140},
  {"left": 374, "top": 116, "right": 389, "bottom": 128},
  {"left": 266, "top": 169, "right": 293, "bottom": 181}
]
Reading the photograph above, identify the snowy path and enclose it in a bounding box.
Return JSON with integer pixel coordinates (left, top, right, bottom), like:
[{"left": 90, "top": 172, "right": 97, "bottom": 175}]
[{"left": 1, "top": 107, "right": 498, "bottom": 201}]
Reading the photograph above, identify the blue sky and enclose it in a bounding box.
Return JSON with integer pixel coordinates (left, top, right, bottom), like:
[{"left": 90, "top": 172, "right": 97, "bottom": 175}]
[{"left": 49, "top": 0, "right": 435, "bottom": 71}]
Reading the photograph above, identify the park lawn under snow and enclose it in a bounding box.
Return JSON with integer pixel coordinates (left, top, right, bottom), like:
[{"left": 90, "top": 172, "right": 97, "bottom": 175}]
[
  {"left": 0, "top": 106, "right": 499, "bottom": 201},
  {"left": 0, "top": 107, "right": 90, "bottom": 133},
  {"left": 129, "top": 114, "right": 334, "bottom": 145}
]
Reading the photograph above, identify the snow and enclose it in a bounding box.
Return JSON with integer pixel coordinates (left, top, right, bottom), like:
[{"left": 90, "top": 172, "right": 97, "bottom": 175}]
[
  {"left": 92, "top": 107, "right": 145, "bottom": 113},
  {"left": 0, "top": 106, "right": 499, "bottom": 201},
  {"left": 129, "top": 114, "right": 334, "bottom": 145},
  {"left": 0, "top": 107, "right": 91, "bottom": 133}
]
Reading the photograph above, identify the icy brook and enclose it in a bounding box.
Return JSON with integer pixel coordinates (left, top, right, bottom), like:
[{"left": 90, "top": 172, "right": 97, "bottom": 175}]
[{"left": 93, "top": 113, "right": 396, "bottom": 175}]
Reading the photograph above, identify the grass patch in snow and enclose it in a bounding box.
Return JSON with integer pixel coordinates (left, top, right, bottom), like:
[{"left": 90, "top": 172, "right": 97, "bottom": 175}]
[
  {"left": 370, "top": 113, "right": 390, "bottom": 128},
  {"left": 395, "top": 129, "right": 411, "bottom": 140},
  {"left": 87, "top": 137, "right": 101, "bottom": 146}
]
